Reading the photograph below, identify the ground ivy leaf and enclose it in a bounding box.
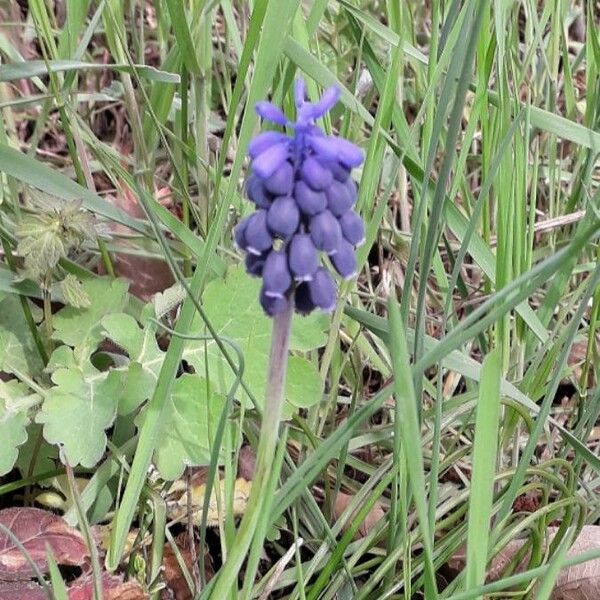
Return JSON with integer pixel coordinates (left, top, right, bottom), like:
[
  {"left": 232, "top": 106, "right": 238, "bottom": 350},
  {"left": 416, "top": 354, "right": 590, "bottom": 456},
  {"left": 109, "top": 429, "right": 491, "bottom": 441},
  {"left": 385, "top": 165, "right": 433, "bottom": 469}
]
[
  {"left": 136, "top": 374, "right": 231, "bottom": 480},
  {"left": 282, "top": 357, "right": 323, "bottom": 418},
  {"left": 52, "top": 278, "right": 129, "bottom": 354},
  {"left": 0, "top": 294, "right": 44, "bottom": 378},
  {"left": 100, "top": 313, "right": 164, "bottom": 414},
  {"left": 36, "top": 348, "right": 120, "bottom": 468},
  {"left": 182, "top": 266, "right": 327, "bottom": 411},
  {"left": 0, "top": 380, "right": 38, "bottom": 476}
]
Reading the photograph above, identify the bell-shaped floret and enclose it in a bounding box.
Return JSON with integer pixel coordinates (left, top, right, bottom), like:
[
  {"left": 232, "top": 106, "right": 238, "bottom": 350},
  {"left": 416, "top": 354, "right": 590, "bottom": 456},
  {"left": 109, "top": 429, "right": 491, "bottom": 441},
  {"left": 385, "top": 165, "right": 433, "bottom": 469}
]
[
  {"left": 324, "top": 160, "right": 351, "bottom": 182},
  {"left": 260, "top": 286, "right": 288, "bottom": 316},
  {"left": 234, "top": 217, "right": 249, "bottom": 251},
  {"left": 252, "top": 142, "right": 289, "bottom": 179},
  {"left": 308, "top": 267, "right": 337, "bottom": 312},
  {"left": 264, "top": 160, "right": 294, "bottom": 196},
  {"left": 326, "top": 180, "right": 354, "bottom": 217},
  {"left": 244, "top": 209, "right": 272, "bottom": 255},
  {"left": 300, "top": 156, "right": 333, "bottom": 190},
  {"left": 288, "top": 234, "right": 319, "bottom": 281},
  {"left": 338, "top": 210, "right": 365, "bottom": 246},
  {"left": 248, "top": 131, "right": 288, "bottom": 158},
  {"left": 331, "top": 239, "right": 357, "bottom": 279},
  {"left": 307, "top": 135, "right": 364, "bottom": 168},
  {"left": 245, "top": 175, "right": 271, "bottom": 209},
  {"left": 244, "top": 252, "right": 267, "bottom": 277},
  {"left": 295, "top": 181, "right": 327, "bottom": 215},
  {"left": 310, "top": 210, "right": 342, "bottom": 254},
  {"left": 267, "top": 196, "right": 300, "bottom": 239},
  {"left": 262, "top": 250, "right": 292, "bottom": 298}
]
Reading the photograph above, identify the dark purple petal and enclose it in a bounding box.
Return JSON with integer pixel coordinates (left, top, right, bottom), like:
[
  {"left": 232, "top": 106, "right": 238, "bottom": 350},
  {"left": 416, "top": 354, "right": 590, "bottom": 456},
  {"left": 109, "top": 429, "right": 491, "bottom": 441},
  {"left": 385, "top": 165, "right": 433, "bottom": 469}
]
[
  {"left": 326, "top": 180, "right": 354, "bottom": 217},
  {"left": 264, "top": 161, "right": 294, "bottom": 196},
  {"left": 307, "top": 135, "right": 364, "bottom": 167},
  {"left": 344, "top": 177, "right": 358, "bottom": 202},
  {"left": 255, "top": 101, "right": 289, "bottom": 126},
  {"left": 331, "top": 239, "right": 357, "bottom": 279},
  {"left": 338, "top": 210, "right": 365, "bottom": 246},
  {"left": 300, "top": 156, "right": 333, "bottom": 190},
  {"left": 262, "top": 250, "right": 292, "bottom": 297},
  {"left": 310, "top": 210, "right": 342, "bottom": 254},
  {"left": 260, "top": 286, "right": 288, "bottom": 316},
  {"left": 294, "top": 282, "right": 315, "bottom": 315},
  {"left": 252, "top": 142, "right": 290, "bottom": 179},
  {"left": 294, "top": 78, "right": 306, "bottom": 109},
  {"left": 248, "top": 131, "right": 288, "bottom": 158},
  {"left": 244, "top": 209, "right": 272, "bottom": 255},
  {"left": 234, "top": 218, "right": 249, "bottom": 251},
  {"left": 294, "top": 180, "right": 327, "bottom": 215},
  {"left": 288, "top": 234, "right": 319, "bottom": 281},
  {"left": 324, "top": 160, "right": 351, "bottom": 182},
  {"left": 311, "top": 86, "right": 340, "bottom": 118},
  {"left": 245, "top": 252, "right": 267, "bottom": 277},
  {"left": 267, "top": 196, "right": 300, "bottom": 239},
  {"left": 245, "top": 176, "right": 272, "bottom": 208},
  {"left": 308, "top": 267, "right": 337, "bottom": 312}
]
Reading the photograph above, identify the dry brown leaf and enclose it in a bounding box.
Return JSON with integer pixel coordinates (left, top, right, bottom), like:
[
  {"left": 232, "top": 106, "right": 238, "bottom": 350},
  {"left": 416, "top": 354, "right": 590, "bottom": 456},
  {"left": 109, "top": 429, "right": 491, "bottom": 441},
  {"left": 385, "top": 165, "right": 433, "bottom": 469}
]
[
  {"left": 237, "top": 445, "right": 256, "bottom": 480},
  {"left": 448, "top": 526, "right": 600, "bottom": 598},
  {"left": 0, "top": 507, "right": 88, "bottom": 580},
  {"left": 102, "top": 185, "right": 175, "bottom": 301},
  {"left": 332, "top": 492, "right": 385, "bottom": 539},
  {"left": 0, "top": 580, "right": 46, "bottom": 600}
]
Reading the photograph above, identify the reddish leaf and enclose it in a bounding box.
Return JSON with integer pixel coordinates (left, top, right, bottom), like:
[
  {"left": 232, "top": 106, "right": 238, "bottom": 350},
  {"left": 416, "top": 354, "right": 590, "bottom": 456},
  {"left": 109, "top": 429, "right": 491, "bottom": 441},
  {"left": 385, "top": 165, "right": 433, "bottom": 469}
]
[
  {"left": 0, "top": 507, "right": 88, "bottom": 580},
  {"left": 0, "top": 581, "right": 46, "bottom": 600},
  {"left": 68, "top": 572, "right": 146, "bottom": 600}
]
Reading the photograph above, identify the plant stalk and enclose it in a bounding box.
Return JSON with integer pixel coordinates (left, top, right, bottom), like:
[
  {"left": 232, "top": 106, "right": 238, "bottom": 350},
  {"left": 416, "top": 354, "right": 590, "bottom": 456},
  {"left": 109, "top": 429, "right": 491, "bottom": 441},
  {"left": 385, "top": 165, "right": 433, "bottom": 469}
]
[{"left": 206, "top": 299, "right": 294, "bottom": 598}]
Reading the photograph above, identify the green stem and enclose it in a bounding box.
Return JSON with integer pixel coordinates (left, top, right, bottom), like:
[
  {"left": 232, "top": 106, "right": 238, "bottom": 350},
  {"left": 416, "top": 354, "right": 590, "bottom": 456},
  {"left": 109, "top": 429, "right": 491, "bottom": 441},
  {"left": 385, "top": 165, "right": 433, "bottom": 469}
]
[{"left": 206, "top": 299, "right": 294, "bottom": 598}]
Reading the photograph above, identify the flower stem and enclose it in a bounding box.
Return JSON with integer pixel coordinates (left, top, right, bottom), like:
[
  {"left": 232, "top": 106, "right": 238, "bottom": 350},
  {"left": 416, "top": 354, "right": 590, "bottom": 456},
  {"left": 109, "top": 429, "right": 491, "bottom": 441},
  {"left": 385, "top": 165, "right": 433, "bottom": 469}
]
[{"left": 208, "top": 299, "right": 294, "bottom": 598}]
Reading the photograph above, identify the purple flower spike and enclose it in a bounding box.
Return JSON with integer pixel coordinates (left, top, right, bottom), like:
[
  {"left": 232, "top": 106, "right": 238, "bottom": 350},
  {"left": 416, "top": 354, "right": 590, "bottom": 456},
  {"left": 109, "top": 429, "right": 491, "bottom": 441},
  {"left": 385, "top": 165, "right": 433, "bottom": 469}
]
[
  {"left": 288, "top": 234, "right": 318, "bottom": 281},
  {"left": 237, "top": 77, "right": 365, "bottom": 316}
]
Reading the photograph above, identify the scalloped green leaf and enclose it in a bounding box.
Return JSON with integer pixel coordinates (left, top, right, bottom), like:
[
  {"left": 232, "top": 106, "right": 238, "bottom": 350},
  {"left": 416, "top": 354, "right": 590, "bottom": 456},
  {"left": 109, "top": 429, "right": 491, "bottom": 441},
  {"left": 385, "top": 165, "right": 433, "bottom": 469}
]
[
  {"left": 0, "top": 380, "right": 39, "bottom": 475},
  {"left": 182, "top": 266, "right": 326, "bottom": 411},
  {"left": 136, "top": 374, "right": 231, "bottom": 480}
]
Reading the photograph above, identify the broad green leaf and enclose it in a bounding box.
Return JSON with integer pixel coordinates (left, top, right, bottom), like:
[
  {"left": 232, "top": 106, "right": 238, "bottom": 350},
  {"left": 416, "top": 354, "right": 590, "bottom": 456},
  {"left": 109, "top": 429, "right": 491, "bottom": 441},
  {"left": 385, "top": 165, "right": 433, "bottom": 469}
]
[
  {"left": 36, "top": 346, "right": 121, "bottom": 468},
  {"left": 0, "top": 294, "right": 44, "bottom": 378},
  {"left": 58, "top": 275, "right": 91, "bottom": 309},
  {"left": 100, "top": 313, "right": 164, "bottom": 415},
  {"left": 15, "top": 424, "right": 59, "bottom": 478},
  {"left": 182, "top": 266, "right": 326, "bottom": 411},
  {"left": 137, "top": 374, "right": 229, "bottom": 480},
  {"left": 52, "top": 278, "right": 129, "bottom": 354},
  {"left": 0, "top": 380, "right": 38, "bottom": 475}
]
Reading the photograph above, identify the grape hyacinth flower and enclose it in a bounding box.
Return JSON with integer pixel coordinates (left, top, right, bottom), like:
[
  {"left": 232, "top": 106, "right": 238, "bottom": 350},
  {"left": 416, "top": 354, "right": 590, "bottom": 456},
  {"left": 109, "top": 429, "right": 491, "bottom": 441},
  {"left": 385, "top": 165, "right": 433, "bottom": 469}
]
[{"left": 235, "top": 79, "right": 365, "bottom": 316}]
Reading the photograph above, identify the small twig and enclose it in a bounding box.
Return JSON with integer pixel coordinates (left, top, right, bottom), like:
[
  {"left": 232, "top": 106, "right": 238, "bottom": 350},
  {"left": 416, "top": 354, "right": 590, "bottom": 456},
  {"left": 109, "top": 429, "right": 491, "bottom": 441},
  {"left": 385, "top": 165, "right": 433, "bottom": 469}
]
[
  {"left": 186, "top": 467, "right": 200, "bottom": 593},
  {"left": 258, "top": 538, "right": 304, "bottom": 600}
]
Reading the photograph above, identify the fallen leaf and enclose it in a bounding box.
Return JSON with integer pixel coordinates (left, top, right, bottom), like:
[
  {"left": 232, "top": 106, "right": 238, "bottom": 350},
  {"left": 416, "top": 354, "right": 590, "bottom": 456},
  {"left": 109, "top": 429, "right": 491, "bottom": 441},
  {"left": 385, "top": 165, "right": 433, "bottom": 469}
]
[
  {"left": 67, "top": 572, "right": 147, "bottom": 600},
  {"left": 0, "top": 580, "right": 46, "bottom": 599},
  {"left": 332, "top": 492, "right": 385, "bottom": 540},
  {"left": 447, "top": 526, "right": 600, "bottom": 598},
  {"left": 0, "top": 507, "right": 88, "bottom": 580},
  {"left": 237, "top": 445, "right": 256, "bottom": 480}
]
